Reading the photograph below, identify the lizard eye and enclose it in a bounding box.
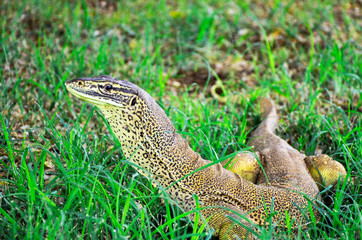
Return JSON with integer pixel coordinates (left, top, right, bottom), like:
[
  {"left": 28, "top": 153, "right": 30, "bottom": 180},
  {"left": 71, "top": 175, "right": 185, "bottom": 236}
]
[{"left": 105, "top": 85, "right": 113, "bottom": 91}]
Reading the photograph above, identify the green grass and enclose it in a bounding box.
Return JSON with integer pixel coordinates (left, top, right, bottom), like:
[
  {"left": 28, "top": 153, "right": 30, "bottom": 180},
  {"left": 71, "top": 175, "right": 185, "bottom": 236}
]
[{"left": 1, "top": 0, "right": 361, "bottom": 239}]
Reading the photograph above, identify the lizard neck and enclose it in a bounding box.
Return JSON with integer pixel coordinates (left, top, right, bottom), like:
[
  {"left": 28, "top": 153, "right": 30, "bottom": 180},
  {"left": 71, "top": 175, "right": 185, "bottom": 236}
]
[
  {"left": 99, "top": 99, "right": 200, "bottom": 182},
  {"left": 141, "top": 106, "right": 201, "bottom": 180}
]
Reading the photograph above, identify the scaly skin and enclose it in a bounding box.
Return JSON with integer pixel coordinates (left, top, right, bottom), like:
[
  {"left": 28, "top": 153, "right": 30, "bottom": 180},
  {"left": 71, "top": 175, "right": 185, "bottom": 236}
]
[{"left": 65, "top": 75, "right": 345, "bottom": 239}]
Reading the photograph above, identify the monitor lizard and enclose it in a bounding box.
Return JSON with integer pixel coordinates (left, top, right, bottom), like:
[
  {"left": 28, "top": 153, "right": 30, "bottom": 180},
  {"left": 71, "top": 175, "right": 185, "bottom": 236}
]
[{"left": 65, "top": 75, "right": 346, "bottom": 239}]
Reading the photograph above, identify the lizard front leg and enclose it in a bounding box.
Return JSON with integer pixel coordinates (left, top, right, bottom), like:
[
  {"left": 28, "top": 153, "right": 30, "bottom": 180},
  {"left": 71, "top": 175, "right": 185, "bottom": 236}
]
[{"left": 192, "top": 200, "right": 256, "bottom": 240}]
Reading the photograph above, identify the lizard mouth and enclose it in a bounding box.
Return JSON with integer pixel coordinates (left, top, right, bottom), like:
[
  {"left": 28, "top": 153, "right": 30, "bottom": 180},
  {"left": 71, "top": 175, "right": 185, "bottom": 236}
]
[{"left": 66, "top": 84, "right": 107, "bottom": 106}]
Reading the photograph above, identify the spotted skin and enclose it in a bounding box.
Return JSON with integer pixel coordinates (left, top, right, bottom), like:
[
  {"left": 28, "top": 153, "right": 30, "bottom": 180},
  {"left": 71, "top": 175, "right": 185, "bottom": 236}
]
[{"left": 65, "top": 76, "right": 336, "bottom": 239}]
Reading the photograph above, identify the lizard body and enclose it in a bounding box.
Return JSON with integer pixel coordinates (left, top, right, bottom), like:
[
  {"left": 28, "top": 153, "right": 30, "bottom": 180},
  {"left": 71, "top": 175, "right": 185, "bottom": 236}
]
[{"left": 66, "top": 75, "right": 346, "bottom": 239}]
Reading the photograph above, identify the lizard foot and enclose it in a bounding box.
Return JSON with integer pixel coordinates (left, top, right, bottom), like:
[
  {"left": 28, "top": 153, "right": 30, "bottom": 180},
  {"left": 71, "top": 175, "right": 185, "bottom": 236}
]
[{"left": 305, "top": 154, "right": 347, "bottom": 190}]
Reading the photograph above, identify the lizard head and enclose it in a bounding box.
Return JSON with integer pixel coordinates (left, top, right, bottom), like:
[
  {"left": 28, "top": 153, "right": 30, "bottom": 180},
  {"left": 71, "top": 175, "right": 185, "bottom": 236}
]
[
  {"left": 65, "top": 75, "right": 176, "bottom": 159},
  {"left": 65, "top": 75, "right": 140, "bottom": 108}
]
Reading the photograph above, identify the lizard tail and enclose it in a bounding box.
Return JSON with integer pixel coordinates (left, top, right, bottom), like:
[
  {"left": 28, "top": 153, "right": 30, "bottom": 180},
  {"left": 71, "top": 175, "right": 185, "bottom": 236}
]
[
  {"left": 248, "top": 98, "right": 280, "bottom": 151},
  {"left": 258, "top": 98, "right": 278, "bottom": 133}
]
